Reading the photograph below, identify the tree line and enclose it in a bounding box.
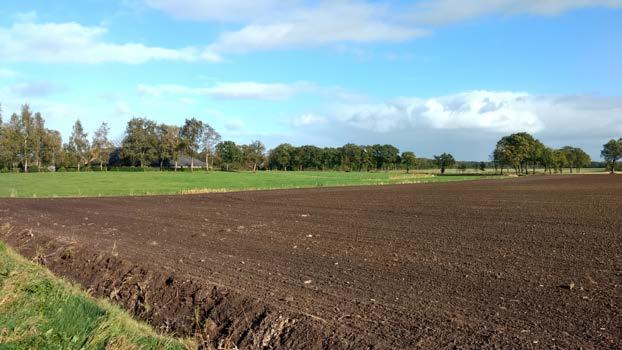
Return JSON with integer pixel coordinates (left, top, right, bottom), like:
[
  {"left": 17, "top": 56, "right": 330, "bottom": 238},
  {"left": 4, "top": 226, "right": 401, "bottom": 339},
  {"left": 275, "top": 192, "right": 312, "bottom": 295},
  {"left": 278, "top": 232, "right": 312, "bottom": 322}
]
[{"left": 1, "top": 104, "right": 620, "bottom": 173}]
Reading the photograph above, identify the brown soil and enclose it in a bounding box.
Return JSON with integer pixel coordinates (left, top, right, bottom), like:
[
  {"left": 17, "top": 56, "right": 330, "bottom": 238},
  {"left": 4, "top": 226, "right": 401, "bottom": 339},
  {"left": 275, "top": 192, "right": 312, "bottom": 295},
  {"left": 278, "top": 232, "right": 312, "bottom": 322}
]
[{"left": 1, "top": 175, "right": 621, "bottom": 349}]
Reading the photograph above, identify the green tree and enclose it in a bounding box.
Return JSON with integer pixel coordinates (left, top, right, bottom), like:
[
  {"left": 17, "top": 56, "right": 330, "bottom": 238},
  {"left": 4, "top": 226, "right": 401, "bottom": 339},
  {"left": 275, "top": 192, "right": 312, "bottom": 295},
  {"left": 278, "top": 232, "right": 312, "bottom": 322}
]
[
  {"left": 40, "top": 129, "right": 62, "bottom": 169},
  {"left": 201, "top": 124, "right": 221, "bottom": 171},
  {"left": 540, "top": 147, "right": 555, "bottom": 174},
  {"left": 601, "top": 138, "right": 622, "bottom": 173},
  {"left": 434, "top": 153, "right": 455, "bottom": 174},
  {"left": 269, "top": 143, "right": 294, "bottom": 171},
  {"left": 156, "top": 124, "right": 181, "bottom": 170},
  {"left": 241, "top": 140, "right": 265, "bottom": 172},
  {"left": 552, "top": 149, "right": 568, "bottom": 173},
  {"left": 401, "top": 151, "right": 417, "bottom": 173},
  {"left": 180, "top": 118, "right": 205, "bottom": 171},
  {"left": 68, "top": 120, "right": 90, "bottom": 171},
  {"left": 121, "top": 118, "right": 157, "bottom": 168},
  {"left": 478, "top": 161, "right": 486, "bottom": 172},
  {"left": 91, "top": 122, "right": 113, "bottom": 170},
  {"left": 493, "top": 132, "right": 537, "bottom": 174},
  {"left": 216, "top": 141, "right": 242, "bottom": 171}
]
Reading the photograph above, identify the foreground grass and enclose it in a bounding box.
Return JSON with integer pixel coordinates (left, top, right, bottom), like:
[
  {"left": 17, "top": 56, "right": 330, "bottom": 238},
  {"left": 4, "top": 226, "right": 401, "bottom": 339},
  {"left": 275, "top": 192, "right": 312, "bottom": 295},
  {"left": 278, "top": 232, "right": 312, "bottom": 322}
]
[
  {"left": 0, "top": 171, "right": 503, "bottom": 198},
  {"left": 0, "top": 241, "right": 193, "bottom": 350}
]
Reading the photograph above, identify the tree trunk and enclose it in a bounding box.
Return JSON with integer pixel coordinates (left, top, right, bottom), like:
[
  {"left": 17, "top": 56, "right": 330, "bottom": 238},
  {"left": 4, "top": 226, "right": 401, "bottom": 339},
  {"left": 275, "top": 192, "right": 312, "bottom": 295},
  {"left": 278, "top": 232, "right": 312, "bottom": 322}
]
[
  {"left": 24, "top": 158, "right": 28, "bottom": 173},
  {"left": 174, "top": 160, "right": 178, "bottom": 172},
  {"left": 191, "top": 156, "right": 194, "bottom": 171},
  {"left": 159, "top": 160, "right": 163, "bottom": 171},
  {"left": 100, "top": 161, "right": 103, "bottom": 171},
  {"left": 205, "top": 154, "right": 209, "bottom": 171},
  {"left": 77, "top": 162, "right": 80, "bottom": 172},
  {"left": 253, "top": 164, "right": 257, "bottom": 172}
]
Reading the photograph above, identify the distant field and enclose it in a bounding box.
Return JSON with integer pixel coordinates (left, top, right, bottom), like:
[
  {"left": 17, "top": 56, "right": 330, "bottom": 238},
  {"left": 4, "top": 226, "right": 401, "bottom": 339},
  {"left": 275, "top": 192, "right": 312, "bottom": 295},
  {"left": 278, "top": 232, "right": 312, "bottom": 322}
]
[{"left": 0, "top": 171, "right": 505, "bottom": 198}]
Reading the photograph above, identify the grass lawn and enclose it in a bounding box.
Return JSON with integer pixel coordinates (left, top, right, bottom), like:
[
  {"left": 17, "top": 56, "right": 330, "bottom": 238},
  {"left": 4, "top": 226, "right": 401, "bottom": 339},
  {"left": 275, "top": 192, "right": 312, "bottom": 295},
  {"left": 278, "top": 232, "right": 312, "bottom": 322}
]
[
  {"left": 0, "top": 171, "right": 504, "bottom": 198},
  {"left": 0, "top": 241, "right": 193, "bottom": 350}
]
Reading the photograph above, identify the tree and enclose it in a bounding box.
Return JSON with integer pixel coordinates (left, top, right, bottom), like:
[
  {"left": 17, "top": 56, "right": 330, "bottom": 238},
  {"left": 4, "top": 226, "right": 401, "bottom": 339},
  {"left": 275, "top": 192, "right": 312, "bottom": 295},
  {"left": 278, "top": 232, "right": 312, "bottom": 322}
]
[
  {"left": 201, "top": 124, "right": 221, "bottom": 171},
  {"left": 540, "top": 147, "right": 555, "bottom": 174},
  {"left": 552, "top": 149, "right": 568, "bottom": 173},
  {"left": 478, "top": 161, "right": 486, "bottom": 172},
  {"left": 179, "top": 118, "right": 204, "bottom": 171},
  {"left": 216, "top": 141, "right": 242, "bottom": 171},
  {"left": 242, "top": 140, "right": 265, "bottom": 172},
  {"left": 570, "top": 147, "right": 591, "bottom": 173},
  {"left": 121, "top": 118, "right": 157, "bottom": 168},
  {"left": 91, "top": 122, "right": 113, "bottom": 170},
  {"left": 527, "top": 139, "right": 545, "bottom": 174},
  {"left": 269, "top": 143, "right": 294, "bottom": 171},
  {"left": 434, "top": 153, "right": 455, "bottom": 174},
  {"left": 15, "top": 105, "right": 34, "bottom": 172},
  {"left": 68, "top": 120, "right": 90, "bottom": 171},
  {"left": 401, "top": 151, "right": 417, "bottom": 173},
  {"left": 40, "top": 129, "right": 62, "bottom": 168},
  {"left": 456, "top": 162, "right": 467, "bottom": 173},
  {"left": 493, "top": 132, "right": 537, "bottom": 174},
  {"left": 156, "top": 124, "right": 181, "bottom": 170},
  {"left": 601, "top": 138, "right": 622, "bottom": 173}
]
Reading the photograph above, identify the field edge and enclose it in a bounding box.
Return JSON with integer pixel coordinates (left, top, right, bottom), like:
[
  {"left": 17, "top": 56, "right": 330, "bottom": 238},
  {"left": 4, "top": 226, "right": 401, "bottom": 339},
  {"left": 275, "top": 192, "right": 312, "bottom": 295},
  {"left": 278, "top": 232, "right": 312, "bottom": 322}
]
[{"left": 0, "top": 240, "right": 195, "bottom": 350}]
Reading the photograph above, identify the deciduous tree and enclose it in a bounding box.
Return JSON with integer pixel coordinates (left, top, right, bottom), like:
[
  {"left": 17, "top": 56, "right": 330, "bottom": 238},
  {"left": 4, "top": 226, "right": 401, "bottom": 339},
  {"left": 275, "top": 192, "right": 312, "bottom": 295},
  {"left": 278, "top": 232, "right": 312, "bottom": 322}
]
[
  {"left": 601, "top": 138, "right": 622, "bottom": 173},
  {"left": 434, "top": 153, "right": 455, "bottom": 174}
]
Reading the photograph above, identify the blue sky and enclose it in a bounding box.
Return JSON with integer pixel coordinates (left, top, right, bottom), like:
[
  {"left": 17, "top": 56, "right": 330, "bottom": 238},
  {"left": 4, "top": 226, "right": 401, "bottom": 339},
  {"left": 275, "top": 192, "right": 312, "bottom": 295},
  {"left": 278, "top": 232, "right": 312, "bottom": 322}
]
[{"left": 1, "top": 0, "right": 621, "bottom": 160}]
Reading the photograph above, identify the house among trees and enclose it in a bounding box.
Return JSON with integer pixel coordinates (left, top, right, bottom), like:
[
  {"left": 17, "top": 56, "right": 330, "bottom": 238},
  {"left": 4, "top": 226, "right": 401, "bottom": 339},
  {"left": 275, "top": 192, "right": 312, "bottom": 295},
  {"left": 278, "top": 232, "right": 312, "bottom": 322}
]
[{"left": 170, "top": 155, "right": 206, "bottom": 170}]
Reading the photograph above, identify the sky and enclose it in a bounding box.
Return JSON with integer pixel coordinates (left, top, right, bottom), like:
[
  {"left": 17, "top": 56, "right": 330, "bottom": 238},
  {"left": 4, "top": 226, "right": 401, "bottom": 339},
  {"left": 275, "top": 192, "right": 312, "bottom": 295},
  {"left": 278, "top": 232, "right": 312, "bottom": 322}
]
[{"left": 0, "top": 0, "right": 621, "bottom": 160}]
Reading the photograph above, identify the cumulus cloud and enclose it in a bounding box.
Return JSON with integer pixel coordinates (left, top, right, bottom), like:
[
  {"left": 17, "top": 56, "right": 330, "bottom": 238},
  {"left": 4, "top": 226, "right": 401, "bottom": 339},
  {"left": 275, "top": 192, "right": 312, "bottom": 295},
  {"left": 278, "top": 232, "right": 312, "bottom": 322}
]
[
  {"left": 224, "top": 119, "right": 245, "bottom": 131},
  {"left": 145, "top": 0, "right": 622, "bottom": 55},
  {"left": 285, "top": 91, "right": 622, "bottom": 158},
  {"left": 291, "top": 114, "right": 327, "bottom": 127},
  {"left": 0, "top": 20, "right": 221, "bottom": 64},
  {"left": 137, "top": 82, "right": 312, "bottom": 100},
  {"left": 304, "top": 91, "right": 622, "bottom": 137},
  {"left": 410, "top": 0, "right": 622, "bottom": 24},
  {"left": 147, "top": 1, "right": 425, "bottom": 54}
]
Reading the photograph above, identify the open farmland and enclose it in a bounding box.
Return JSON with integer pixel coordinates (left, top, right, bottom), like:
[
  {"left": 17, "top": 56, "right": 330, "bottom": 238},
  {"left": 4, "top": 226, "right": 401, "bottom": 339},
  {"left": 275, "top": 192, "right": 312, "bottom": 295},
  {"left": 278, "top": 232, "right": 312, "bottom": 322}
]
[
  {"left": 1, "top": 175, "right": 621, "bottom": 349},
  {"left": 0, "top": 170, "right": 499, "bottom": 198}
]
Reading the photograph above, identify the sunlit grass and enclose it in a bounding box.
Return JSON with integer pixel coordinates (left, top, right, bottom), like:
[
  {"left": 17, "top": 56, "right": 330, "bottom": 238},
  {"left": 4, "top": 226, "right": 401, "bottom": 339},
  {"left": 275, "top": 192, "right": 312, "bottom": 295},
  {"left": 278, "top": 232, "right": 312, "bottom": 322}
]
[
  {"left": 0, "top": 170, "right": 505, "bottom": 198},
  {"left": 0, "top": 241, "right": 193, "bottom": 349}
]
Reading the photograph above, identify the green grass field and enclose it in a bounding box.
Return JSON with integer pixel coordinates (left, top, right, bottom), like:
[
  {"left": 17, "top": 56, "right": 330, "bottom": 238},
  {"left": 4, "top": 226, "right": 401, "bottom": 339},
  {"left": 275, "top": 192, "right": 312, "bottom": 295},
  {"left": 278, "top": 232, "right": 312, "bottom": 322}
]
[
  {"left": 0, "top": 241, "right": 193, "bottom": 350},
  {"left": 0, "top": 171, "right": 504, "bottom": 198}
]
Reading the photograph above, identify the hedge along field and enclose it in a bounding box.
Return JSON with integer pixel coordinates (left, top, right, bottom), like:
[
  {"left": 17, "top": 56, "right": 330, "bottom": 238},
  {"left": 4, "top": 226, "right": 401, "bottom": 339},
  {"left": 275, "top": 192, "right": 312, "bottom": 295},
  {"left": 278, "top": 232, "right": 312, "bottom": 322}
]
[{"left": 0, "top": 171, "right": 503, "bottom": 198}]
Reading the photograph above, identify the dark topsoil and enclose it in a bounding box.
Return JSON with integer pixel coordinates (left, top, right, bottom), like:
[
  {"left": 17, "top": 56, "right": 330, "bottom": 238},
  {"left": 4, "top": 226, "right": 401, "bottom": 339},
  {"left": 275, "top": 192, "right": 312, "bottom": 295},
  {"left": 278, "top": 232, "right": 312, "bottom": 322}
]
[{"left": 1, "top": 175, "right": 620, "bottom": 349}]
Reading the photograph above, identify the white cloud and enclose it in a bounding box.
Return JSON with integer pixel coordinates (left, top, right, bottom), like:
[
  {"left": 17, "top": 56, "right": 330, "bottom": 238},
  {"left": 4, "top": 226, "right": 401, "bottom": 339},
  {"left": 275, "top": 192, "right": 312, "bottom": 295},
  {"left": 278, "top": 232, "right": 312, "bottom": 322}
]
[
  {"left": 0, "top": 20, "right": 221, "bottom": 64},
  {"left": 137, "top": 82, "right": 311, "bottom": 100},
  {"left": 208, "top": 2, "right": 425, "bottom": 53},
  {"left": 144, "top": 0, "right": 288, "bottom": 22},
  {"left": 146, "top": 0, "right": 622, "bottom": 56},
  {"left": 291, "top": 113, "right": 327, "bottom": 127},
  {"left": 411, "top": 0, "right": 622, "bottom": 24},
  {"left": 224, "top": 119, "right": 245, "bottom": 130},
  {"left": 307, "top": 91, "right": 622, "bottom": 138},
  {"left": 147, "top": 1, "right": 425, "bottom": 54}
]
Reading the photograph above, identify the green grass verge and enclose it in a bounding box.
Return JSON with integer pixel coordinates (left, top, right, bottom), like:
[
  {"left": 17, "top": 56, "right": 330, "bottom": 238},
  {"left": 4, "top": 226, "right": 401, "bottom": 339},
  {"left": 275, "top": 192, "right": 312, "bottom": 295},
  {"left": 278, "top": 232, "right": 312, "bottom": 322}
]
[
  {"left": 0, "top": 241, "right": 194, "bottom": 350},
  {"left": 0, "top": 171, "right": 505, "bottom": 198}
]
